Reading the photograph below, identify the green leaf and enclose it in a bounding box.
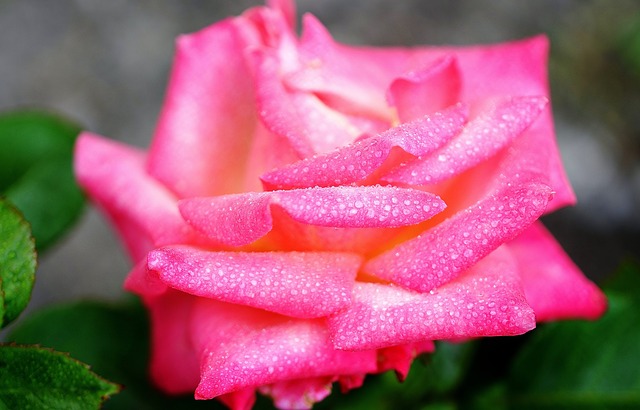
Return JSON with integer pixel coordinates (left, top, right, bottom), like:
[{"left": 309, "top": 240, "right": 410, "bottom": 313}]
[
  {"left": 0, "top": 344, "right": 119, "bottom": 409},
  {"left": 0, "top": 111, "right": 78, "bottom": 190},
  {"left": 0, "top": 199, "right": 36, "bottom": 328},
  {"left": 0, "top": 110, "right": 85, "bottom": 251},
  {"left": 421, "top": 341, "right": 477, "bottom": 395},
  {"left": 465, "top": 383, "right": 508, "bottom": 410},
  {"left": 5, "top": 158, "right": 85, "bottom": 251},
  {"left": 508, "top": 263, "right": 640, "bottom": 409},
  {"left": 7, "top": 299, "right": 221, "bottom": 410},
  {"left": 617, "top": 15, "right": 640, "bottom": 79},
  {"left": 601, "top": 261, "right": 640, "bottom": 299}
]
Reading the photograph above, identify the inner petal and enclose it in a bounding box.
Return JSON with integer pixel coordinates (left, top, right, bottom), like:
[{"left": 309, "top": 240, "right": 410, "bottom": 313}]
[
  {"left": 261, "top": 103, "right": 467, "bottom": 190},
  {"left": 387, "top": 55, "right": 462, "bottom": 122},
  {"left": 382, "top": 96, "right": 548, "bottom": 185}
]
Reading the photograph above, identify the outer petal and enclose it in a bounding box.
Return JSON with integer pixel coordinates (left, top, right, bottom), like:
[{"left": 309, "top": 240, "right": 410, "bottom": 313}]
[
  {"left": 329, "top": 247, "right": 536, "bottom": 350},
  {"left": 382, "top": 96, "right": 548, "bottom": 185},
  {"left": 124, "top": 259, "right": 168, "bottom": 296},
  {"left": 261, "top": 103, "right": 468, "bottom": 190},
  {"left": 259, "top": 377, "right": 334, "bottom": 410},
  {"left": 518, "top": 108, "right": 574, "bottom": 212},
  {"left": 148, "top": 246, "right": 362, "bottom": 318},
  {"left": 338, "top": 374, "right": 366, "bottom": 393},
  {"left": 146, "top": 291, "right": 200, "bottom": 394},
  {"left": 146, "top": 16, "right": 259, "bottom": 197},
  {"left": 377, "top": 341, "right": 435, "bottom": 380},
  {"left": 509, "top": 222, "right": 607, "bottom": 321},
  {"left": 242, "top": 122, "right": 302, "bottom": 193},
  {"left": 74, "top": 133, "right": 214, "bottom": 262},
  {"left": 434, "top": 36, "right": 575, "bottom": 210},
  {"left": 217, "top": 388, "right": 256, "bottom": 410},
  {"left": 190, "top": 300, "right": 378, "bottom": 399},
  {"left": 179, "top": 186, "right": 445, "bottom": 246}
]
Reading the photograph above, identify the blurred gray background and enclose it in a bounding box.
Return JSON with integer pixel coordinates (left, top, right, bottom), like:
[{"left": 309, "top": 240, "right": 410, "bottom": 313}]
[{"left": 1, "top": 0, "right": 638, "bottom": 313}]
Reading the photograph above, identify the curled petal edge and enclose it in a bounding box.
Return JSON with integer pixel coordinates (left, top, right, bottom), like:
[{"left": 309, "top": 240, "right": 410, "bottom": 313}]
[{"left": 179, "top": 185, "right": 446, "bottom": 247}]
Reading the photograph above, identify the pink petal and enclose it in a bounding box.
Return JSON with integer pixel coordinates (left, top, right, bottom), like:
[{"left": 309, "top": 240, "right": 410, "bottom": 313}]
[
  {"left": 74, "top": 133, "right": 214, "bottom": 262},
  {"left": 217, "top": 388, "right": 256, "bottom": 410},
  {"left": 429, "top": 36, "right": 575, "bottom": 210},
  {"left": 266, "top": 0, "right": 296, "bottom": 30},
  {"left": 266, "top": 211, "right": 411, "bottom": 255},
  {"left": 338, "top": 374, "right": 366, "bottom": 392},
  {"left": 286, "top": 14, "right": 406, "bottom": 121},
  {"left": 254, "top": 49, "right": 361, "bottom": 155},
  {"left": 243, "top": 5, "right": 300, "bottom": 72},
  {"left": 147, "top": 246, "right": 362, "bottom": 318},
  {"left": 146, "top": 16, "right": 259, "bottom": 197},
  {"left": 329, "top": 248, "right": 536, "bottom": 350},
  {"left": 261, "top": 103, "right": 468, "bottom": 190},
  {"left": 364, "top": 179, "right": 553, "bottom": 293},
  {"left": 146, "top": 291, "right": 200, "bottom": 394},
  {"left": 509, "top": 222, "right": 607, "bottom": 321},
  {"left": 242, "top": 122, "right": 303, "bottom": 193},
  {"left": 259, "top": 377, "right": 334, "bottom": 410},
  {"left": 364, "top": 115, "right": 562, "bottom": 292},
  {"left": 387, "top": 55, "right": 462, "bottom": 122},
  {"left": 518, "top": 108, "right": 575, "bottom": 212},
  {"left": 434, "top": 37, "right": 549, "bottom": 100},
  {"left": 180, "top": 192, "right": 272, "bottom": 247},
  {"left": 179, "top": 186, "right": 445, "bottom": 246},
  {"left": 190, "top": 300, "right": 378, "bottom": 399},
  {"left": 377, "top": 341, "right": 435, "bottom": 380},
  {"left": 382, "top": 96, "right": 548, "bottom": 185},
  {"left": 123, "top": 260, "right": 168, "bottom": 296},
  {"left": 299, "top": 35, "right": 575, "bottom": 210}
]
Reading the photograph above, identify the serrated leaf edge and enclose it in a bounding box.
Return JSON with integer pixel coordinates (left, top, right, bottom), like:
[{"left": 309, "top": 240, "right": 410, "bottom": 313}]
[
  {"left": 0, "top": 343, "right": 122, "bottom": 405},
  {"left": 0, "top": 198, "right": 37, "bottom": 328}
]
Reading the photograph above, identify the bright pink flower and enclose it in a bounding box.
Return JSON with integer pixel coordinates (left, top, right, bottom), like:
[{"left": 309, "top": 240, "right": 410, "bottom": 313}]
[{"left": 74, "top": 1, "right": 606, "bottom": 408}]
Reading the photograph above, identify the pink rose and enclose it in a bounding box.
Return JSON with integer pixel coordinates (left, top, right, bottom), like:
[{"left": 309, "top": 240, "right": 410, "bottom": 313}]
[{"left": 74, "top": 1, "right": 606, "bottom": 408}]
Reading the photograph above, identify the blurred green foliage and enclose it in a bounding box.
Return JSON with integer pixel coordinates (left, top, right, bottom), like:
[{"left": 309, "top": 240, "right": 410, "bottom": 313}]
[{"left": 0, "top": 110, "right": 85, "bottom": 251}]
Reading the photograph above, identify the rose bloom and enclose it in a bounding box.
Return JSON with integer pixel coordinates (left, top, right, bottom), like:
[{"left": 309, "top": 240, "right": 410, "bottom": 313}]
[{"left": 75, "top": 1, "right": 606, "bottom": 409}]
